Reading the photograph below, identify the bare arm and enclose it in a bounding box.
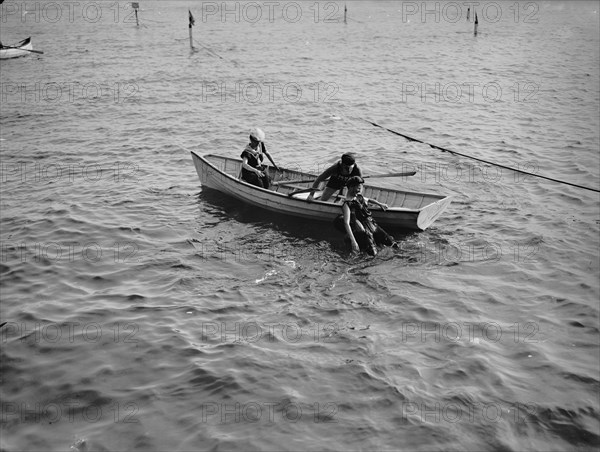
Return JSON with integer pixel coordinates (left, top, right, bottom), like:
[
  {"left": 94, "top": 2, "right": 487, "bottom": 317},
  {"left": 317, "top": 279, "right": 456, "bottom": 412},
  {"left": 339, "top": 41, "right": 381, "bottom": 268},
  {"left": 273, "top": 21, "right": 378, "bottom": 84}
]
[
  {"left": 367, "top": 197, "right": 388, "bottom": 210},
  {"left": 307, "top": 164, "right": 337, "bottom": 200},
  {"left": 343, "top": 203, "right": 360, "bottom": 253},
  {"left": 241, "top": 156, "right": 264, "bottom": 176},
  {"left": 311, "top": 164, "right": 337, "bottom": 189}
]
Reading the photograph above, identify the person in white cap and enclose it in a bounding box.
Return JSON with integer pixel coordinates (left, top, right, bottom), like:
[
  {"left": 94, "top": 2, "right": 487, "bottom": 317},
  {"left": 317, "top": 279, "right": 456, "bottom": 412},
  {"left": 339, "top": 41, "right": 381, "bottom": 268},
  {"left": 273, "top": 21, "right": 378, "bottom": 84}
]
[{"left": 240, "top": 127, "right": 279, "bottom": 189}]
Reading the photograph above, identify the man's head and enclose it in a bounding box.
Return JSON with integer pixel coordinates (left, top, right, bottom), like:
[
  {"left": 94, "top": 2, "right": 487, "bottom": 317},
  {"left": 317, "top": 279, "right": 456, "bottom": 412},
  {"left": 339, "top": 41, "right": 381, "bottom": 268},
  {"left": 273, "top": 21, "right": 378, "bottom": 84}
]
[{"left": 341, "top": 153, "right": 355, "bottom": 166}]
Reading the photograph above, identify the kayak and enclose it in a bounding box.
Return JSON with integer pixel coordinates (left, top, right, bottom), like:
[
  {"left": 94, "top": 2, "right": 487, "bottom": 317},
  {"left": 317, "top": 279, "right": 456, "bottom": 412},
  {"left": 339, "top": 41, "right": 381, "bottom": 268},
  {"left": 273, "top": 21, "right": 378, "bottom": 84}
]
[
  {"left": 191, "top": 152, "right": 452, "bottom": 231},
  {"left": 0, "top": 37, "right": 33, "bottom": 59}
]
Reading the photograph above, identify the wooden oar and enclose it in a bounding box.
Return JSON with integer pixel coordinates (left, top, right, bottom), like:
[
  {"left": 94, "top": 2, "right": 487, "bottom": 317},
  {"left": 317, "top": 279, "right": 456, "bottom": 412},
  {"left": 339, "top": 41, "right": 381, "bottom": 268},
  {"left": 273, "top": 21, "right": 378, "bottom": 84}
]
[
  {"left": 273, "top": 171, "right": 417, "bottom": 187},
  {"left": 364, "top": 171, "right": 417, "bottom": 178},
  {"left": 1, "top": 46, "right": 44, "bottom": 55}
]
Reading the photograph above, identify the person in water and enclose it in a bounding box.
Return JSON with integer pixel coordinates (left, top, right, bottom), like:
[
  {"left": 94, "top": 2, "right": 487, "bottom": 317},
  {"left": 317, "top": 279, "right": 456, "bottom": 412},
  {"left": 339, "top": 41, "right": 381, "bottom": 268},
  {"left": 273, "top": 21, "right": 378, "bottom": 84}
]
[
  {"left": 307, "top": 153, "right": 362, "bottom": 201},
  {"left": 334, "top": 176, "right": 397, "bottom": 255},
  {"left": 240, "top": 127, "right": 278, "bottom": 189}
]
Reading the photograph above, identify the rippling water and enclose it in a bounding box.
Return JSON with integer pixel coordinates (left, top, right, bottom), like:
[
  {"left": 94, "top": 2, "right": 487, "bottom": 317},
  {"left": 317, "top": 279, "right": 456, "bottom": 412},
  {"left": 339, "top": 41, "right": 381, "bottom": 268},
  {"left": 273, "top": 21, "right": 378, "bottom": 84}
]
[{"left": 1, "top": 1, "right": 599, "bottom": 451}]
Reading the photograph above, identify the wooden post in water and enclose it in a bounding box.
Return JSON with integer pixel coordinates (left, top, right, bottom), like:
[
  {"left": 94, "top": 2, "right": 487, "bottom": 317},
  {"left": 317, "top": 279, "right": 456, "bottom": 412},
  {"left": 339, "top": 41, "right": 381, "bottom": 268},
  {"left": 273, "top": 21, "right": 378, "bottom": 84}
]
[
  {"left": 132, "top": 2, "right": 139, "bottom": 26},
  {"left": 188, "top": 9, "right": 195, "bottom": 50},
  {"left": 474, "top": 12, "right": 478, "bottom": 35}
]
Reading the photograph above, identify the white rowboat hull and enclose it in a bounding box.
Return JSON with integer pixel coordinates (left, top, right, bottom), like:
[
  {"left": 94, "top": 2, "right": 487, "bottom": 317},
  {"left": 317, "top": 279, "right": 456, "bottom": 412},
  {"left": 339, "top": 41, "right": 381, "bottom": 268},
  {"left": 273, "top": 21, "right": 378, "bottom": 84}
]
[{"left": 191, "top": 152, "right": 452, "bottom": 231}]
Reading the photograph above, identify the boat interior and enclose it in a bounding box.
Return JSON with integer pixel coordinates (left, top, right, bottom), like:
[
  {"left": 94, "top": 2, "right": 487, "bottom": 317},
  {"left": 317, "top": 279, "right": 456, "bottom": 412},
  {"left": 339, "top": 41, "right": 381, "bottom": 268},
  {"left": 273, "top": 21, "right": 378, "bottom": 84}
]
[{"left": 205, "top": 154, "right": 446, "bottom": 210}]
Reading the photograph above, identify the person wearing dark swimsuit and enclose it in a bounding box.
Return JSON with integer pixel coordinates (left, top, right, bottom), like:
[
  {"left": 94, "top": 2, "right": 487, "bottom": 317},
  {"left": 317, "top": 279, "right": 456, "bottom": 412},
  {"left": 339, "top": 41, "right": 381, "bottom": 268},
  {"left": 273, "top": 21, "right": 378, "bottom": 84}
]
[
  {"left": 240, "top": 127, "right": 277, "bottom": 189},
  {"left": 334, "top": 176, "right": 397, "bottom": 255},
  {"left": 307, "top": 153, "right": 362, "bottom": 202}
]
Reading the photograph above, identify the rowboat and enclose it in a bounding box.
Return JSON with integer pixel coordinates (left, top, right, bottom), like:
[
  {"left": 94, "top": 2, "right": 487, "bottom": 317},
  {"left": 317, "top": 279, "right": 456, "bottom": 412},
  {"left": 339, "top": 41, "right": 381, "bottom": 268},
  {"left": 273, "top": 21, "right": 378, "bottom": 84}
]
[
  {"left": 191, "top": 152, "right": 452, "bottom": 231},
  {"left": 0, "top": 37, "right": 33, "bottom": 60}
]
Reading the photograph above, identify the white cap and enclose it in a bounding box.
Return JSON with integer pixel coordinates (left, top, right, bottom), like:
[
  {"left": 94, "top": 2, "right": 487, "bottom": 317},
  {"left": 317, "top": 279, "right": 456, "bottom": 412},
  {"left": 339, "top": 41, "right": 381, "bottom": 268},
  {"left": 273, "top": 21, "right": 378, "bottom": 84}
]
[{"left": 250, "top": 127, "right": 265, "bottom": 142}]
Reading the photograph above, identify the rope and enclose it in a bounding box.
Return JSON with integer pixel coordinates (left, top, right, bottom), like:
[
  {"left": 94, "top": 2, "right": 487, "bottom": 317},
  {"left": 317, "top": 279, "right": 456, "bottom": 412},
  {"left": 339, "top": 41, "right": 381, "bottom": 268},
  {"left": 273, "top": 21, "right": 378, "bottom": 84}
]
[{"left": 362, "top": 119, "right": 600, "bottom": 193}]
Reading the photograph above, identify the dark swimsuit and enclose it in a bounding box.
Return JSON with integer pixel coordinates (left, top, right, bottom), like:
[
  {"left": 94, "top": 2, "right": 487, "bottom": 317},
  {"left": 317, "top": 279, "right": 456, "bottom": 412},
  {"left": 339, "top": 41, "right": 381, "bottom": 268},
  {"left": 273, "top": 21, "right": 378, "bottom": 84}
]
[
  {"left": 326, "top": 163, "right": 361, "bottom": 189},
  {"left": 334, "top": 194, "right": 395, "bottom": 255},
  {"left": 241, "top": 147, "right": 270, "bottom": 189}
]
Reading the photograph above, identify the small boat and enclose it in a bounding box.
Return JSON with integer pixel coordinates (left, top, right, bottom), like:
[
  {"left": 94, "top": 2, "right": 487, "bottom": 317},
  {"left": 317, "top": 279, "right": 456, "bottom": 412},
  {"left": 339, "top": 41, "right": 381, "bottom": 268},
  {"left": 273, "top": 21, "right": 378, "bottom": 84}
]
[
  {"left": 191, "top": 152, "right": 452, "bottom": 231},
  {"left": 0, "top": 37, "right": 33, "bottom": 60}
]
